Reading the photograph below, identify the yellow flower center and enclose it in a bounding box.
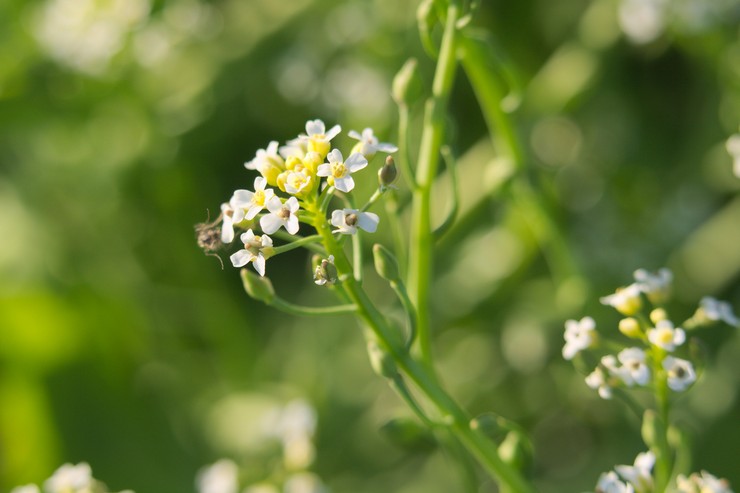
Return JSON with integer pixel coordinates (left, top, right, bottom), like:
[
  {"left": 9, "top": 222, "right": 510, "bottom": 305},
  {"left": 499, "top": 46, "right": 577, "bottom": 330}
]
[
  {"left": 253, "top": 190, "right": 266, "bottom": 206},
  {"left": 331, "top": 162, "right": 347, "bottom": 178},
  {"left": 656, "top": 329, "right": 673, "bottom": 345}
]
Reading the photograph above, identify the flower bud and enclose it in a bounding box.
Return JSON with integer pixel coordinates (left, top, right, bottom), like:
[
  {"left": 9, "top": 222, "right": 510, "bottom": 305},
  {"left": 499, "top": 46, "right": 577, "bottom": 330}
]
[
  {"left": 392, "top": 58, "right": 422, "bottom": 106},
  {"left": 618, "top": 317, "right": 641, "bottom": 339},
  {"left": 314, "top": 255, "right": 338, "bottom": 286},
  {"left": 650, "top": 308, "right": 668, "bottom": 324},
  {"left": 241, "top": 269, "right": 275, "bottom": 303},
  {"left": 373, "top": 244, "right": 400, "bottom": 282},
  {"left": 641, "top": 409, "right": 665, "bottom": 450},
  {"left": 498, "top": 430, "right": 531, "bottom": 470},
  {"left": 378, "top": 156, "right": 398, "bottom": 188},
  {"left": 367, "top": 340, "right": 398, "bottom": 379}
]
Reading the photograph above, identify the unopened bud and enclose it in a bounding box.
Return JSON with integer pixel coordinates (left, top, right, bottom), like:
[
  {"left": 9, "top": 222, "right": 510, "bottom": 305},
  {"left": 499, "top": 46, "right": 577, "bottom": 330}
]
[
  {"left": 498, "top": 430, "right": 531, "bottom": 470},
  {"left": 378, "top": 156, "right": 398, "bottom": 187},
  {"left": 241, "top": 269, "right": 275, "bottom": 303},
  {"left": 619, "top": 317, "right": 641, "bottom": 339},
  {"left": 314, "top": 255, "right": 338, "bottom": 286},
  {"left": 367, "top": 340, "right": 398, "bottom": 379},
  {"left": 373, "top": 244, "right": 400, "bottom": 282},
  {"left": 650, "top": 308, "right": 668, "bottom": 324},
  {"left": 392, "top": 58, "right": 422, "bottom": 106}
]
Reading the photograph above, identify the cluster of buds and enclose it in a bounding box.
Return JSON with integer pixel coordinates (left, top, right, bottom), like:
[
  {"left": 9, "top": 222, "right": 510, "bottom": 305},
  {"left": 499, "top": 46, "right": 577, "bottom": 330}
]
[
  {"left": 593, "top": 451, "right": 733, "bottom": 493},
  {"left": 203, "top": 119, "right": 397, "bottom": 278},
  {"left": 11, "top": 463, "right": 132, "bottom": 493},
  {"left": 563, "top": 268, "right": 738, "bottom": 400}
]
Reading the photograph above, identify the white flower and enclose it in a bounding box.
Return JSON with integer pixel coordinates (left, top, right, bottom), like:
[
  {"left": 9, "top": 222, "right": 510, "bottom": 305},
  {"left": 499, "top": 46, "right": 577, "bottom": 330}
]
[
  {"left": 196, "top": 459, "right": 238, "bottom": 493},
  {"left": 245, "top": 141, "right": 285, "bottom": 172},
  {"left": 600, "top": 283, "right": 643, "bottom": 316},
  {"left": 283, "top": 472, "right": 327, "bottom": 493},
  {"left": 633, "top": 268, "right": 672, "bottom": 304},
  {"left": 316, "top": 149, "right": 368, "bottom": 193},
  {"left": 617, "top": 348, "right": 651, "bottom": 386},
  {"left": 676, "top": 471, "right": 734, "bottom": 493},
  {"left": 348, "top": 128, "right": 398, "bottom": 158},
  {"left": 302, "top": 119, "right": 341, "bottom": 158},
  {"left": 615, "top": 451, "right": 655, "bottom": 493},
  {"left": 726, "top": 133, "right": 740, "bottom": 178},
  {"left": 596, "top": 471, "right": 635, "bottom": 493},
  {"left": 647, "top": 320, "right": 686, "bottom": 352},
  {"left": 586, "top": 367, "right": 612, "bottom": 399},
  {"left": 284, "top": 169, "right": 313, "bottom": 196},
  {"left": 44, "top": 463, "right": 94, "bottom": 493},
  {"left": 10, "top": 485, "right": 41, "bottom": 493},
  {"left": 699, "top": 297, "right": 739, "bottom": 327},
  {"left": 663, "top": 356, "right": 696, "bottom": 392},
  {"left": 229, "top": 229, "right": 273, "bottom": 276},
  {"left": 330, "top": 208, "right": 379, "bottom": 235},
  {"left": 260, "top": 196, "right": 300, "bottom": 235},
  {"left": 562, "top": 316, "right": 596, "bottom": 360},
  {"left": 233, "top": 177, "right": 275, "bottom": 221}
]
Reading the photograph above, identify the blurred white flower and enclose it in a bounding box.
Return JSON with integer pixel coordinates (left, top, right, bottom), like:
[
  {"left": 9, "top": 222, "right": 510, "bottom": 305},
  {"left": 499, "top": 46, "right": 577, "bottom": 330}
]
[
  {"left": 615, "top": 451, "right": 654, "bottom": 493},
  {"left": 699, "top": 297, "right": 739, "bottom": 327},
  {"left": 596, "top": 471, "right": 635, "bottom": 493},
  {"left": 618, "top": 0, "right": 667, "bottom": 45},
  {"left": 676, "top": 471, "right": 734, "bottom": 493},
  {"left": 600, "top": 284, "right": 643, "bottom": 316},
  {"left": 633, "top": 268, "right": 672, "bottom": 304},
  {"left": 726, "top": 133, "right": 740, "bottom": 178},
  {"left": 617, "top": 348, "right": 650, "bottom": 386},
  {"left": 330, "top": 209, "right": 378, "bottom": 235},
  {"left": 647, "top": 320, "right": 685, "bottom": 352},
  {"left": 196, "top": 459, "right": 239, "bottom": 493},
  {"left": 283, "top": 473, "right": 327, "bottom": 493},
  {"left": 10, "top": 486, "right": 41, "bottom": 493},
  {"left": 663, "top": 356, "right": 696, "bottom": 392},
  {"left": 44, "top": 463, "right": 94, "bottom": 493},
  {"left": 348, "top": 128, "right": 398, "bottom": 159},
  {"left": 586, "top": 367, "right": 612, "bottom": 399},
  {"left": 562, "top": 316, "right": 596, "bottom": 360}
]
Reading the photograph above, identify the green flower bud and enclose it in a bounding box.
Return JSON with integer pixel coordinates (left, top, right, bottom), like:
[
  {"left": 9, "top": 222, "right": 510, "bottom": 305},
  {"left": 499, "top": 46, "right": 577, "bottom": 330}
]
[
  {"left": 378, "top": 155, "right": 398, "bottom": 188},
  {"left": 314, "top": 255, "right": 338, "bottom": 286},
  {"left": 241, "top": 269, "right": 275, "bottom": 303},
  {"left": 392, "top": 58, "right": 422, "bottom": 106},
  {"left": 373, "top": 244, "right": 400, "bottom": 282},
  {"left": 619, "top": 317, "right": 641, "bottom": 339},
  {"left": 367, "top": 340, "right": 398, "bottom": 379}
]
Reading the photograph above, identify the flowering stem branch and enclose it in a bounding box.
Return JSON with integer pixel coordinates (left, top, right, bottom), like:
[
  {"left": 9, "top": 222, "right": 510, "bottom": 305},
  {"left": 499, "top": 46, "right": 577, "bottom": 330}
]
[
  {"left": 408, "top": 2, "right": 460, "bottom": 371},
  {"left": 652, "top": 355, "right": 672, "bottom": 492},
  {"left": 271, "top": 234, "right": 324, "bottom": 255},
  {"left": 269, "top": 298, "right": 359, "bottom": 317}
]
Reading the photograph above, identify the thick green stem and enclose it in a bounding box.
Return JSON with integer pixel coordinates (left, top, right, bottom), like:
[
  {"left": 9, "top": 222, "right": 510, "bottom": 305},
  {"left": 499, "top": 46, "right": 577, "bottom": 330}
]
[{"left": 408, "top": 3, "right": 459, "bottom": 370}]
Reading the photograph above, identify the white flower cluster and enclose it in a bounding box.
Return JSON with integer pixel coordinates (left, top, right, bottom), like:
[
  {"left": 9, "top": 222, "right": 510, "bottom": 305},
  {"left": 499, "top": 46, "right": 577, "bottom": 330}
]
[
  {"left": 215, "top": 119, "right": 396, "bottom": 277},
  {"left": 592, "top": 451, "right": 734, "bottom": 493},
  {"left": 564, "top": 268, "right": 738, "bottom": 400},
  {"left": 11, "top": 462, "right": 133, "bottom": 493}
]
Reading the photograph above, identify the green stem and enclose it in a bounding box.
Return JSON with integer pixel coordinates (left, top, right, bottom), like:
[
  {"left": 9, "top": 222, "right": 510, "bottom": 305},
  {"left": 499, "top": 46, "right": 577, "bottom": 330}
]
[
  {"left": 271, "top": 234, "right": 323, "bottom": 255},
  {"left": 385, "top": 190, "right": 408, "bottom": 275},
  {"left": 432, "top": 145, "right": 459, "bottom": 239},
  {"left": 390, "top": 279, "right": 418, "bottom": 349},
  {"left": 270, "top": 298, "right": 358, "bottom": 317},
  {"left": 408, "top": 2, "right": 459, "bottom": 371},
  {"left": 652, "top": 352, "right": 672, "bottom": 492},
  {"left": 397, "top": 104, "right": 418, "bottom": 190}
]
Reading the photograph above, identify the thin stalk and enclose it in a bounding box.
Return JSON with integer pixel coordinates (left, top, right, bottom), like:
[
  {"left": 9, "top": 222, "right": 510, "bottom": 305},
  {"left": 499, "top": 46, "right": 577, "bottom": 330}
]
[
  {"left": 270, "top": 298, "right": 358, "bottom": 317},
  {"left": 397, "top": 104, "right": 418, "bottom": 190},
  {"left": 271, "top": 234, "right": 323, "bottom": 255},
  {"left": 652, "top": 352, "right": 672, "bottom": 492},
  {"left": 408, "top": 3, "right": 460, "bottom": 371}
]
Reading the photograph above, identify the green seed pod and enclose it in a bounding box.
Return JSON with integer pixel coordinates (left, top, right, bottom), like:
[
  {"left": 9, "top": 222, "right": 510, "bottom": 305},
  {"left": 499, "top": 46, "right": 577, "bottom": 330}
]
[
  {"left": 241, "top": 269, "right": 275, "bottom": 303},
  {"left": 373, "top": 244, "right": 400, "bottom": 282}
]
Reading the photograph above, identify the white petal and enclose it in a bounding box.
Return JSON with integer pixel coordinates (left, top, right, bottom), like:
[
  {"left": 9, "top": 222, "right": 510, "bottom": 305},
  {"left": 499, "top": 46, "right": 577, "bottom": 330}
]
[
  {"left": 230, "top": 249, "right": 252, "bottom": 267},
  {"left": 261, "top": 234, "right": 273, "bottom": 248},
  {"left": 221, "top": 217, "right": 235, "bottom": 243},
  {"left": 316, "top": 163, "right": 332, "bottom": 177},
  {"left": 286, "top": 215, "right": 300, "bottom": 235},
  {"left": 254, "top": 176, "right": 267, "bottom": 190},
  {"left": 232, "top": 189, "right": 253, "bottom": 206},
  {"left": 325, "top": 124, "right": 341, "bottom": 140},
  {"left": 306, "top": 119, "right": 324, "bottom": 136},
  {"left": 333, "top": 175, "right": 354, "bottom": 193},
  {"left": 253, "top": 254, "right": 266, "bottom": 276},
  {"left": 345, "top": 153, "right": 368, "bottom": 172},
  {"left": 260, "top": 214, "right": 284, "bottom": 234},
  {"left": 330, "top": 210, "right": 345, "bottom": 228},
  {"left": 327, "top": 148, "right": 342, "bottom": 163},
  {"left": 376, "top": 142, "right": 399, "bottom": 153},
  {"left": 245, "top": 159, "right": 257, "bottom": 170},
  {"left": 286, "top": 196, "right": 300, "bottom": 212},
  {"left": 241, "top": 229, "right": 256, "bottom": 244},
  {"left": 267, "top": 141, "right": 279, "bottom": 154},
  {"left": 348, "top": 129, "right": 362, "bottom": 140},
  {"left": 245, "top": 205, "right": 263, "bottom": 220},
  {"left": 232, "top": 207, "right": 246, "bottom": 223},
  {"left": 358, "top": 212, "right": 379, "bottom": 233},
  {"left": 265, "top": 195, "right": 283, "bottom": 214}
]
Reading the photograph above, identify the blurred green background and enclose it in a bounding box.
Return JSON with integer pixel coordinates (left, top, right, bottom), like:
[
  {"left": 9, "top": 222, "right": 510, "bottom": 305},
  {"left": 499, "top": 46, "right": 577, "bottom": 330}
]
[{"left": 1, "top": 0, "right": 739, "bottom": 491}]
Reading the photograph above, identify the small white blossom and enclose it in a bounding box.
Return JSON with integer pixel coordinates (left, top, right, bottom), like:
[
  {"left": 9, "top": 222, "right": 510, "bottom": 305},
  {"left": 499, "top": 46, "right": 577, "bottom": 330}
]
[
  {"left": 331, "top": 208, "right": 379, "bottom": 235},
  {"left": 260, "top": 196, "right": 300, "bottom": 235},
  {"left": 196, "top": 459, "right": 239, "bottom": 493},
  {"left": 633, "top": 268, "right": 672, "bottom": 304},
  {"left": 44, "top": 463, "right": 94, "bottom": 493},
  {"left": 676, "top": 471, "right": 734, "bottom": 493},
  {"left": 10, "top": 486, "right": 41, "bottom": 493},
  {"left": 234, "top": 177, "right": 275, "bottom": 221},
  {"left": 562, "top": 316, "right": 597, "bottom": 360},
  {"left": 586, "top": 367, "right": 612, "bottom": 399},
  {"left": 617, "top": 348, "right": 651, "bottom": 386},
  {"left": 245, "top": 141, "right": 285, "bottom": 174},
  {"left": 615, "top": 451, "right": 655, "bottom": 493},
  {"left": 230, "top": 229, "right": 273, "bottom": 276},
  {"left": 663, "top": 356, "right": 696, "bottom": 392},
  {"left": 596, "top": 471, "right": 635, "bottom": 493},
  {"left": 284, "top": 169, "right": 313, "bottom": 196},
  {"left": 726, "top": 133, "right": 740, "bottom": 178},
  {"left": 317, "top": 149, "right": 368, "bottom": 193},
  {"left": 348, "top": 128, "right": 398, "bottom": 158},
  {"left": 647, "top": 320, "right": 686, "bottom": 352},
  {"left": 302, "top": 119, "right": 341, "bottom": 158},
  {"left": 600, "top": 283, "right": 643, "bottom": 316},
  {"left": 699, "top": 297, "right": 739, "bottom": 327}
]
